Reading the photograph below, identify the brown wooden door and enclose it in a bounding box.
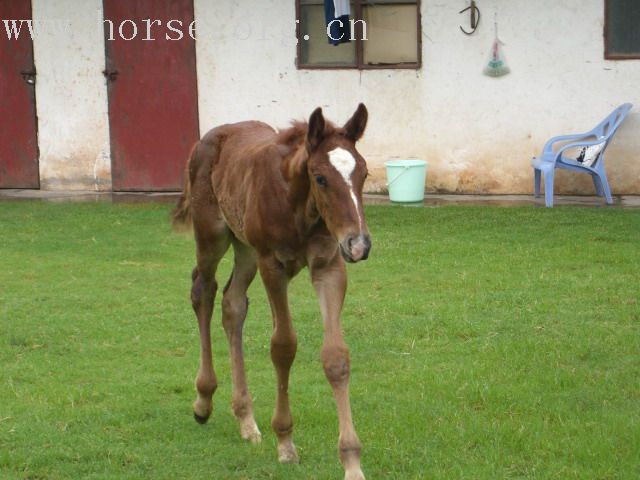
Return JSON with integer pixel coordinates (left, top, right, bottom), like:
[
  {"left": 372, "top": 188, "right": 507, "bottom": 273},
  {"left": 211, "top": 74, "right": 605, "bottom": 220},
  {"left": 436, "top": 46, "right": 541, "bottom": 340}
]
[
  {"left": 0, "top": 0, "right": 39, "bottom": 189},
  {"left": 104, "top": 0, "right": 199, "bottom": 191}
]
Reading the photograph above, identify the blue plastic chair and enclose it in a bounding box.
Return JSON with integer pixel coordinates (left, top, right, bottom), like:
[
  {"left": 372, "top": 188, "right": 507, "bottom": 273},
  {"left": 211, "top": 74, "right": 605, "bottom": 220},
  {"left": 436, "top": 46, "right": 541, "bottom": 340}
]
[{"left": 531, "top": 103, "right": 632, "bottom": 207}]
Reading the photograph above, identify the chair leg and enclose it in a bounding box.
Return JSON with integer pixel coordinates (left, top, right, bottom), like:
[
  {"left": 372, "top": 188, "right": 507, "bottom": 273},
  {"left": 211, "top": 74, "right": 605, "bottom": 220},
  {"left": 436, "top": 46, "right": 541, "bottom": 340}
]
[
  {"left": 599, "top": 174, "right": 613, "bottom": 204},
  {"left": 591, "top": 174, "right": 604, "bottom": 197},
  {"left": 543, "top": 169, "right": 555, "bottom": 207},
  {"left": 534, "top": 169, "right": 541, "bottom": 197}
]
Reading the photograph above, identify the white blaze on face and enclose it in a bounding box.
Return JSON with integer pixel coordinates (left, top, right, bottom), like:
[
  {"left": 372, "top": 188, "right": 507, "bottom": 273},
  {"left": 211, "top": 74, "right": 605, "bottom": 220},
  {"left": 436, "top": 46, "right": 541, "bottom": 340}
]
[
  {"left": 328, "top": 147, "right": 363, "bottom": 230},
  {"left": 328, "top": 147, "right": 355, "bottom": 183}
]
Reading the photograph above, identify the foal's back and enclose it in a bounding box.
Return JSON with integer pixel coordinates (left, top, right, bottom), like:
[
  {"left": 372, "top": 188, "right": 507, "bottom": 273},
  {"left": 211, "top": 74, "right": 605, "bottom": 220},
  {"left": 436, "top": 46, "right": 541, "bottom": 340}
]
[
  {"left": 201, "top": 120, "right": 304, "bottom": 253},
  {"left": 184, "top": 120, "right": 282, "bottom": 240}
]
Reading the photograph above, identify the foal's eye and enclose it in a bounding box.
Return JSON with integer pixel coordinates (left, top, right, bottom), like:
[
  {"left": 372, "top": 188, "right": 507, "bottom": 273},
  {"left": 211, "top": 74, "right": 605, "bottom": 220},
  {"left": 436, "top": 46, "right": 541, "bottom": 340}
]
[{"left": 315, "top": 175, "right": 328, "bottom": 187}]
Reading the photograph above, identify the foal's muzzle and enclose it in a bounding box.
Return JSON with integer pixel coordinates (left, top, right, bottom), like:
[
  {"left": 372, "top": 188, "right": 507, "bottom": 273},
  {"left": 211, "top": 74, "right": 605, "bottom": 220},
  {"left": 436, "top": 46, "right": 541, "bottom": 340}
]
[{"left": 340, "top": 234, "right": 371, "bottom": 263}]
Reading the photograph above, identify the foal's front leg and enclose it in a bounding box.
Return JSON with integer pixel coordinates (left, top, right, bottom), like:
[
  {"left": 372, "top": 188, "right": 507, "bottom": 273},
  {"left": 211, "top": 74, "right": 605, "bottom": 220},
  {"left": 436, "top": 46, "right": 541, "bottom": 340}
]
[
  {"left": 310, "top": 252, "right": 365, "bottom": 480},
  {"left": 258, "top": 256, "right": 299, "bottom": 463}
]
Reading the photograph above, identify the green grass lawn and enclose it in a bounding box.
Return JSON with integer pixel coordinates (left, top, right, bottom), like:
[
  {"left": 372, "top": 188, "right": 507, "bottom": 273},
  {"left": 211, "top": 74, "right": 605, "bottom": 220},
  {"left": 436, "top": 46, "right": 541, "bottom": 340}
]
[{"left": 1, "top": 201, "right": 639, "bottom": 479}]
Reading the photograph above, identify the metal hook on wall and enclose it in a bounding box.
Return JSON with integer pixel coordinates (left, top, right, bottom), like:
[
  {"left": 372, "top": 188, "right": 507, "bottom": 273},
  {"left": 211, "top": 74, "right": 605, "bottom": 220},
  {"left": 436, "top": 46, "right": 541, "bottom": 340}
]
[{"left": 459, "top": 0, "right": 481, "bottom": 35}]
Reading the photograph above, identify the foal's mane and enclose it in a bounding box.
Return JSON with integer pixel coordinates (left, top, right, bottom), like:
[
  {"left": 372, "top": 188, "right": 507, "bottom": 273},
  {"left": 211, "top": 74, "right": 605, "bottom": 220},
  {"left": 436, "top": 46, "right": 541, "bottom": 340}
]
[
  {"left": 275, "top": 120, "right": 338, "bottom": 157},
  {"left": 276, "top": 119, "right": 338, "bottom": 196}
]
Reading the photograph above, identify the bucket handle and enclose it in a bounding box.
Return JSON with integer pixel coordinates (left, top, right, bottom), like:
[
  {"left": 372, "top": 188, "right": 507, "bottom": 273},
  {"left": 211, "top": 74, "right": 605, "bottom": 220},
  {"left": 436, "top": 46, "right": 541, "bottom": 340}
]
[{"left": 386, "top": 165, "right": 413, "bottom": 187}]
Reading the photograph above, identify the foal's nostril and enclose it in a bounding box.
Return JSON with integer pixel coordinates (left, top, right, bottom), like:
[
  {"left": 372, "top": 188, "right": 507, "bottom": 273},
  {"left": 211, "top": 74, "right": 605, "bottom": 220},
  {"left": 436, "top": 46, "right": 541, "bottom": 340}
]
[{"left": 361, "top": 235, "right": 371, "bottom": 260}]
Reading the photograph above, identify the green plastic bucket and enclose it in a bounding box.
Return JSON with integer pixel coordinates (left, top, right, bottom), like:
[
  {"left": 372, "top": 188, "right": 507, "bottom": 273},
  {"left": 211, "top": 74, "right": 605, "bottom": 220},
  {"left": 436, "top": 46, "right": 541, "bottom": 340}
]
[{"left": 385, "top": 159, "right": 427, "bottom": 203}]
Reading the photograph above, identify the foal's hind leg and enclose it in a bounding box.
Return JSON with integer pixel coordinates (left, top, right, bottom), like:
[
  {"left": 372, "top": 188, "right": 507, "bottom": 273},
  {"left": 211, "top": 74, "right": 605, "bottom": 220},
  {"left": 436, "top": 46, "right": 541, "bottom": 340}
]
[
  {"left": 221, "top": 240, "right": 261, "bottom": 443},
  {"left": 191, "top": 216, "right": 231, "bottom": 423}
]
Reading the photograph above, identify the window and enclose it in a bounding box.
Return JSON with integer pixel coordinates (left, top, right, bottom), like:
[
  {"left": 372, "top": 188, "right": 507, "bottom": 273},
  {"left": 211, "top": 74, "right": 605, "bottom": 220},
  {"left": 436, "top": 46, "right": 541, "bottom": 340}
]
[
  {"left": 605, "top": 0, "right": 640, "bottom": 59},
  {"left": 296, "top": 0, "right": 421, "bottom": 69}
]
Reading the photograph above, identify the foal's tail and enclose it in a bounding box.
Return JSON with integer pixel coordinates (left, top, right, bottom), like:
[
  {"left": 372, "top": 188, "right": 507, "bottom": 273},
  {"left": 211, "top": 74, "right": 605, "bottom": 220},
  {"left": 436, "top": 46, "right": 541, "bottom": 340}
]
[{"left": 171, "top": 144, "right": 197, "bottom": 231}]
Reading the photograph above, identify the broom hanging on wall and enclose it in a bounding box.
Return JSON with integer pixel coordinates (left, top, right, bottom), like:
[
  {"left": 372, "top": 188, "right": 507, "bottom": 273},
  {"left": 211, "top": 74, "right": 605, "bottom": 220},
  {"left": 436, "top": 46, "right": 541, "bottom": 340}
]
[{"left": 483, "top": 13, "right": 510, "bottom": 77}]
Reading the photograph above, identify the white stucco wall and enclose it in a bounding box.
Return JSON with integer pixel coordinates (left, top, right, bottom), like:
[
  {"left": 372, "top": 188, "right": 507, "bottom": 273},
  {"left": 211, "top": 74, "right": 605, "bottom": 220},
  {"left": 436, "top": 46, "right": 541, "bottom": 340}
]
[
  {"left": 32, "top": 0, "right": 111, "bottom": 190},
  {"left": 30, "top": 0, "right": 639, "bottom": 194},
  {"left": 194, "top": 0, "right": 640, "bottom": 194}
]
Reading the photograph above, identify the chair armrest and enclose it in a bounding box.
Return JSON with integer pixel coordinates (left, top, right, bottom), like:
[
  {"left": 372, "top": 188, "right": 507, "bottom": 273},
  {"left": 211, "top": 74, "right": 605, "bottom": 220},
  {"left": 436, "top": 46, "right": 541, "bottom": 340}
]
[
  {"left": 554, "top": 138, "right": 607, "bottom": 160},
  {"left": 542, "top": 133, "right": 593, "bottom": 154}
]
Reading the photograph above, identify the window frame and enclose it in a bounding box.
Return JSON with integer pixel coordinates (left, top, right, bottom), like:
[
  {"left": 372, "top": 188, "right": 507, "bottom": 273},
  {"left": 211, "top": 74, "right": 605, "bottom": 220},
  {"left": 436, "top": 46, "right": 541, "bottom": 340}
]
[
  {"left": 604, "top": 0, "right": 640, "bottom": 60},
  {"left": 295, "top": 0, "right": 422, "bottom": 70}
]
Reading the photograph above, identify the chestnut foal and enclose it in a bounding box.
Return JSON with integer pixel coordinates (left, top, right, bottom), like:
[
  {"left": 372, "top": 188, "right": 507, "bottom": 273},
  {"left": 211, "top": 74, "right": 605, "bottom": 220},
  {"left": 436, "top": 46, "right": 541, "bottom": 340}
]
[{"left": 172, "top": 105, "right": 371, "bottom": 479}]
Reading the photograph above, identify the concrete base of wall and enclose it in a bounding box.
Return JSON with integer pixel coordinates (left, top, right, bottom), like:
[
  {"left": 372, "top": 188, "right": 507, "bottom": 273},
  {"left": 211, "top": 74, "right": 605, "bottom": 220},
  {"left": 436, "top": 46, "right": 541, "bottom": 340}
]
[{"left": 2, "top": 189, "right": 640, "bottom": 208}]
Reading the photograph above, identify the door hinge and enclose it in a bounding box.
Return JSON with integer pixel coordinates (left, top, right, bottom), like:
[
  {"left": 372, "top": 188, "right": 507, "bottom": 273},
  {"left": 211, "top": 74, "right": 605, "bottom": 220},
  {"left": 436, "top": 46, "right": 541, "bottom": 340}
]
[
  {"left": 102, "top": 69, "right": 119, "bottom": 82},
  {"left": 20, "top": 69, "right": 36, "bottom": 85}
]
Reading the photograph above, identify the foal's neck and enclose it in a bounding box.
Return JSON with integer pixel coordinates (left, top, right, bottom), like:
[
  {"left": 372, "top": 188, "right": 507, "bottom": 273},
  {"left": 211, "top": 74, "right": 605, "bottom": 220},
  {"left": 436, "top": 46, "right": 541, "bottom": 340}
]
[{"left": 281, "top": 144, "right": 320, "bottom": 237}]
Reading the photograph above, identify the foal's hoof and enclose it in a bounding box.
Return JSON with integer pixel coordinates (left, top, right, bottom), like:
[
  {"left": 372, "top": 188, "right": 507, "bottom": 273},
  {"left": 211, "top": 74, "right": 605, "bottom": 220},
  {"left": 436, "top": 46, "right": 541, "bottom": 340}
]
[
  {"left": 193, "top": 398, "right": 212, "bottom": 424},
  {"left": 344, "top": 468, "right": 365, "bottom": 480},
  {"left": 239, "top": 419, "right": 262, "bottom": 444},
  {"left": 193, "top": 412, "right": 209, "bottom": 425},
  {"left": 277, "top": 442, "right": 299, "bottom": 464}
]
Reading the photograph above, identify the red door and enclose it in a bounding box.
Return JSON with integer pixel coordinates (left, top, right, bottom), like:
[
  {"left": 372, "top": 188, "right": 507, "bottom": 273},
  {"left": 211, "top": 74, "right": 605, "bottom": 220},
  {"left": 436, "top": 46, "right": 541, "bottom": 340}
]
[
  {"left": 0, "top": 0, "right": 39, "bottom": 188},
  {"left": 104, "top": 0, "right": 199, "bottom": 191}
]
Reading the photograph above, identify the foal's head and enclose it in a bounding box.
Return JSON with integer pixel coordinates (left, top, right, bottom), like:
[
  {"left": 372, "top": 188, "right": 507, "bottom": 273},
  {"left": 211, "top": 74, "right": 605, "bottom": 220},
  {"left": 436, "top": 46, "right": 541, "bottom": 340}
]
[{"left": 305, "top": 104, "right": 371, "bottom": 263}]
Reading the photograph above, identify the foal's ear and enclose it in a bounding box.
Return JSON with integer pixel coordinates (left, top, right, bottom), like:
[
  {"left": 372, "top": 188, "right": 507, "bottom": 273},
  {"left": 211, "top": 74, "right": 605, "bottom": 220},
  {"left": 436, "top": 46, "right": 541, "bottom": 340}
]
[
  {"left": 306, "top": 107, "right": 325, "bottom": 151},
  {"left": 343, "top": 103, "right": 368, "bottom": 142}
]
